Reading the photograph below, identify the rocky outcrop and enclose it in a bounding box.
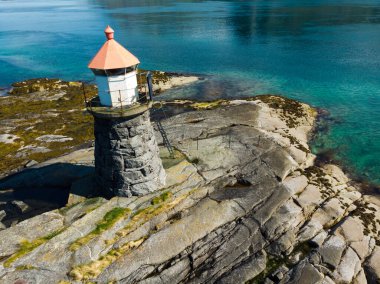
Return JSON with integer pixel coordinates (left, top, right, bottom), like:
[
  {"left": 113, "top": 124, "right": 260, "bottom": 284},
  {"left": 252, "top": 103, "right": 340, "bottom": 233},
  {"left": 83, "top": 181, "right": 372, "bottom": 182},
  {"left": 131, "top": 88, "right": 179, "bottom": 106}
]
[
  {"left": 0, "top": 97, "right": 379, "bottom": 284},
  {"left": 0, "top": 73, "right": 199, "bottom": 178},
  {"left": 94, "top": 111, "right": 166, "bottom": 197}
]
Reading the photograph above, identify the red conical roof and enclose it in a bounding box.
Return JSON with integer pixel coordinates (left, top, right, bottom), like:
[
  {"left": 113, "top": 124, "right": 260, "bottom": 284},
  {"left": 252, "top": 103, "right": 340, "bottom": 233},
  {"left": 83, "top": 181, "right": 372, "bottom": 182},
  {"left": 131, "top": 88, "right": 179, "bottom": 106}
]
[{"left": 88, "top": 26, "right": 140, "bottom": 70}]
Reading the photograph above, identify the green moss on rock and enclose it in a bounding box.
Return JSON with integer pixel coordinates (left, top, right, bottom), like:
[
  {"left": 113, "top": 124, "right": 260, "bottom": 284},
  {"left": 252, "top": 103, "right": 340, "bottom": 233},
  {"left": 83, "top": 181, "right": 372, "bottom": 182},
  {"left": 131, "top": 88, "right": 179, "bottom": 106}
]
[
  {"left": 189, "top": 100, "right": 229, "bottom": 110},
  {"left": 0, "top": 78, "right": 97, "bottom": 177},
  {"left": 69, "top": 207, "right": 131, "bottom": 251},
  {"left": 16, "top": 264, "right": 37, "bottom": 271},
  {"left": 160, "top": 149, "right": 186, "bottom": 169},
  {"left": 4, "top": 228, "right": 65, "bottom": 267},
  {"left": 151, "top": 191, "right": 173, "bottom": 205}
]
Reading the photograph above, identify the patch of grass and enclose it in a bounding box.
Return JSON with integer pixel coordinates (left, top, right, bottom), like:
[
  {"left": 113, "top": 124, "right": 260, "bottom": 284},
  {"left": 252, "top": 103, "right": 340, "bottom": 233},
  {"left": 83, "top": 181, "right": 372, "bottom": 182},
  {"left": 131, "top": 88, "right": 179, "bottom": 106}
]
[
  {"left": 59, "top": 198, "right": 104, "bottom": 217},
  {"left": 189, "top": 100, "right": 228, "bottom": 110},
  {"left": 0, "top": 142, "right": 24, "bottom": 175},
  {"left": 126, "top": 204, "right": 167, "bottom": 225},
  {"left": 69, "top": 238, "right": 145, "bottom": 281},
  {"left": 160, "top": 149, "right": 186, "bottom": 169},
  {"left": 69, "top": 189, "right": 197, "bottom": 281},
  {"left": 69, "top": 207, "right": 131, "bottom": 251},
  {"left": 151, "top": 191, "right": 173, "bottom": 205},
  {"left": 16, "top": 264, "right": 36, "bottom": 270},
  {"left": 116, "top": 189, "right": 195, "bottom": 240},
  {"left": 4, "top": 228, "right": 65, "bottom": 267},
  {"left": 94, "top": 208, "right": 128, "bottom": 233}
]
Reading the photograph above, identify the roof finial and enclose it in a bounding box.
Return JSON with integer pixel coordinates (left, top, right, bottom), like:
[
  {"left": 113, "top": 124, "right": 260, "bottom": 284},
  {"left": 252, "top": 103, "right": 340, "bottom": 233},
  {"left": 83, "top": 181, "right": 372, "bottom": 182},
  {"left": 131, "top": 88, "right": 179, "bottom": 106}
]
[{"left": 104, "top": 25, "right": 114, "bottom": 40}]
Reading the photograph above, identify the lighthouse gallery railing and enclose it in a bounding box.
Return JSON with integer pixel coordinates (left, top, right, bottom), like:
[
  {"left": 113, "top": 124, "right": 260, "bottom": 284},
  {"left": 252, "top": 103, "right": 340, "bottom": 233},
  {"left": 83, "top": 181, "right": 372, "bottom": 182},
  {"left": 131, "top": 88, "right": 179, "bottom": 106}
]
[{"left": 82, "top": 71, "right": 154, "bottom": 115}]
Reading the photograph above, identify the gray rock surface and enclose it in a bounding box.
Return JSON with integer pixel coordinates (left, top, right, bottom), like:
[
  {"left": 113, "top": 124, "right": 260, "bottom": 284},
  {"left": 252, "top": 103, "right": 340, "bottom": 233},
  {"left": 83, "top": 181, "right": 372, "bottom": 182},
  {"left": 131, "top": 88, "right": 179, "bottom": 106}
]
[
  {"left": 0, "top": 97, "right": 379, "bottom": 284},
  {"left": 10, "top": 201, "right": 30, "bottom": 214},
  {"left": 365, "top": 246, "right": 380, "bottom": 283},
  {"left": 35, "top": 134, "right": 73, "bottom": 142},
  {"left": 0, "top": 134, "right": 20, "bottom": 144},
  {"left": 0, "top": 210, "right": 5, "bottom": 221}
]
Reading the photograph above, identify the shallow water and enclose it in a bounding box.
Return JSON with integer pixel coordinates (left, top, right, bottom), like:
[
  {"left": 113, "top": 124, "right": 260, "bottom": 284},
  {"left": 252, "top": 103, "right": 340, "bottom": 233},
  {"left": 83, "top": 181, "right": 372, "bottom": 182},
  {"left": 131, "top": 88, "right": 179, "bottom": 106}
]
[{"left": 0, "top": 0, "right": 379, "bottom": 185}]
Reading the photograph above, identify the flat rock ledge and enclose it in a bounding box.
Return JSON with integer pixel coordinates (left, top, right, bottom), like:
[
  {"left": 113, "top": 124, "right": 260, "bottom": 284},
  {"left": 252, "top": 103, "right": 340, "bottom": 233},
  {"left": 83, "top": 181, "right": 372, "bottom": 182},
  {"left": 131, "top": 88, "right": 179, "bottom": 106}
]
[{"left": 0, "top": 97, "right": 379, "bottom": 284}]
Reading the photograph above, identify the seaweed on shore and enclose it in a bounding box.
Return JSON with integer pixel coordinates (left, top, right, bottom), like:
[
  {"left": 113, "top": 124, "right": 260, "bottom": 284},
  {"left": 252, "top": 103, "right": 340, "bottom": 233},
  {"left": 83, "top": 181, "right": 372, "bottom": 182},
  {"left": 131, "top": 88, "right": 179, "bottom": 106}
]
[
  {"left": 0, "top": 78, "right": 97, "bottom": 177},
  {"left": 252, "top": 95, "right": 315, "bottom": 128}
]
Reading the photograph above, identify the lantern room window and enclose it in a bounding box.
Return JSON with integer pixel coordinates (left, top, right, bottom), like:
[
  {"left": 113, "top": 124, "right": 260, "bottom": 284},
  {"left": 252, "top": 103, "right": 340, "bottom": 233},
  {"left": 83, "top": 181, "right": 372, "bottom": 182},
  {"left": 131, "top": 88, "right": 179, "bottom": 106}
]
[
  {"left": 92, "top": 69, "right": 107, "bottom": 76},
  {"left": 106, "top": 67, "right": 136, "bottom": 76}
]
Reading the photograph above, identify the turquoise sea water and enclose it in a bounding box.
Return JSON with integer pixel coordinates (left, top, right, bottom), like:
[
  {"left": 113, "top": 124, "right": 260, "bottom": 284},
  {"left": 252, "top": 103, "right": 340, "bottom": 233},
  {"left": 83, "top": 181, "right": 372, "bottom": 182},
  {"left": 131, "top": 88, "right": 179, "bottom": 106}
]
[{"left": 0, "top": 0, "right": 379, "bottom": 186}]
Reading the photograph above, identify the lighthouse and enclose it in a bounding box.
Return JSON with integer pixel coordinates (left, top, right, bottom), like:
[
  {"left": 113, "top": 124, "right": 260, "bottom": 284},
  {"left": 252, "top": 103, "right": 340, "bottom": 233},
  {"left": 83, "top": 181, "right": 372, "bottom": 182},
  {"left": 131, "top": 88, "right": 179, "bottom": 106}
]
[
  {"left": 88, "top": 26, "right": 140, "bottom": 107},
  {"left": 87, "top": 26, "right": 166, "bottom": 197}
]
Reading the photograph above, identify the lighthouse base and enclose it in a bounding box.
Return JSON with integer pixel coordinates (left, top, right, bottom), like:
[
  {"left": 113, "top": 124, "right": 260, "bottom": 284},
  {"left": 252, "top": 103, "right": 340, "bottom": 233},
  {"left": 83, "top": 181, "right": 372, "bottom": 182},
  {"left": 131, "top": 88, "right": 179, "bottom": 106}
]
[{"left": 93, "top": 110, "right": 166, "bottom": 197}]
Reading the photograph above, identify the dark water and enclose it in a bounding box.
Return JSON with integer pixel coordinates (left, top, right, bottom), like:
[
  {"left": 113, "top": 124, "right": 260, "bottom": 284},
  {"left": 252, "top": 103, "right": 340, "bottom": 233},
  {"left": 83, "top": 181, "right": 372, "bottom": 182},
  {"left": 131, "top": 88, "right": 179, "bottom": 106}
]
[{"left": 0, "top": 0, "right": 380, "bottom": 185}]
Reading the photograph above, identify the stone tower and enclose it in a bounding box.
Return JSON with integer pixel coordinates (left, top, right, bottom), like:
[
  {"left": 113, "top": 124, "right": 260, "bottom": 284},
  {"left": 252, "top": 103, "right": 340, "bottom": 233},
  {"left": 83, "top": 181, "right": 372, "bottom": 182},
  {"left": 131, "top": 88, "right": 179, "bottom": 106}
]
[{"left": 86, "top": 26, "right": 165, "bottom": 197}]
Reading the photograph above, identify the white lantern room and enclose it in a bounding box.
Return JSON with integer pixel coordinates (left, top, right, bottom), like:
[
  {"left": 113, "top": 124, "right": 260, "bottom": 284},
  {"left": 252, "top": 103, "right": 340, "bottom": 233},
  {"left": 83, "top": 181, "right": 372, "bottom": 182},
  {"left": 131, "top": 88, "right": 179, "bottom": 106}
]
[{"left": 88, "top": 26, "right": 140, "bottom": 107}]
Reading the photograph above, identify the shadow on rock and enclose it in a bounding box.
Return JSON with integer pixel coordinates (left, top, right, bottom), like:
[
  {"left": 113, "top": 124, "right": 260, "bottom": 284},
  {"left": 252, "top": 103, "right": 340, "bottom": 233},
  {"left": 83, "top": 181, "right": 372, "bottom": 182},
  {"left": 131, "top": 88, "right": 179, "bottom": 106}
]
[{"left": 0, "top": 163, "right": 94, "bottom": 228}]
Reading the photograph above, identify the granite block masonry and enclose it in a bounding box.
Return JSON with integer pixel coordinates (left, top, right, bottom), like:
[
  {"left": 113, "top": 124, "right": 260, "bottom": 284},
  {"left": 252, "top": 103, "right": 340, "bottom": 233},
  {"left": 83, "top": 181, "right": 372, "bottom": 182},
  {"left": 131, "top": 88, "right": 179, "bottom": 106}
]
[{"left": 94, "top": 111, "right": 166, "bottom": 197}]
